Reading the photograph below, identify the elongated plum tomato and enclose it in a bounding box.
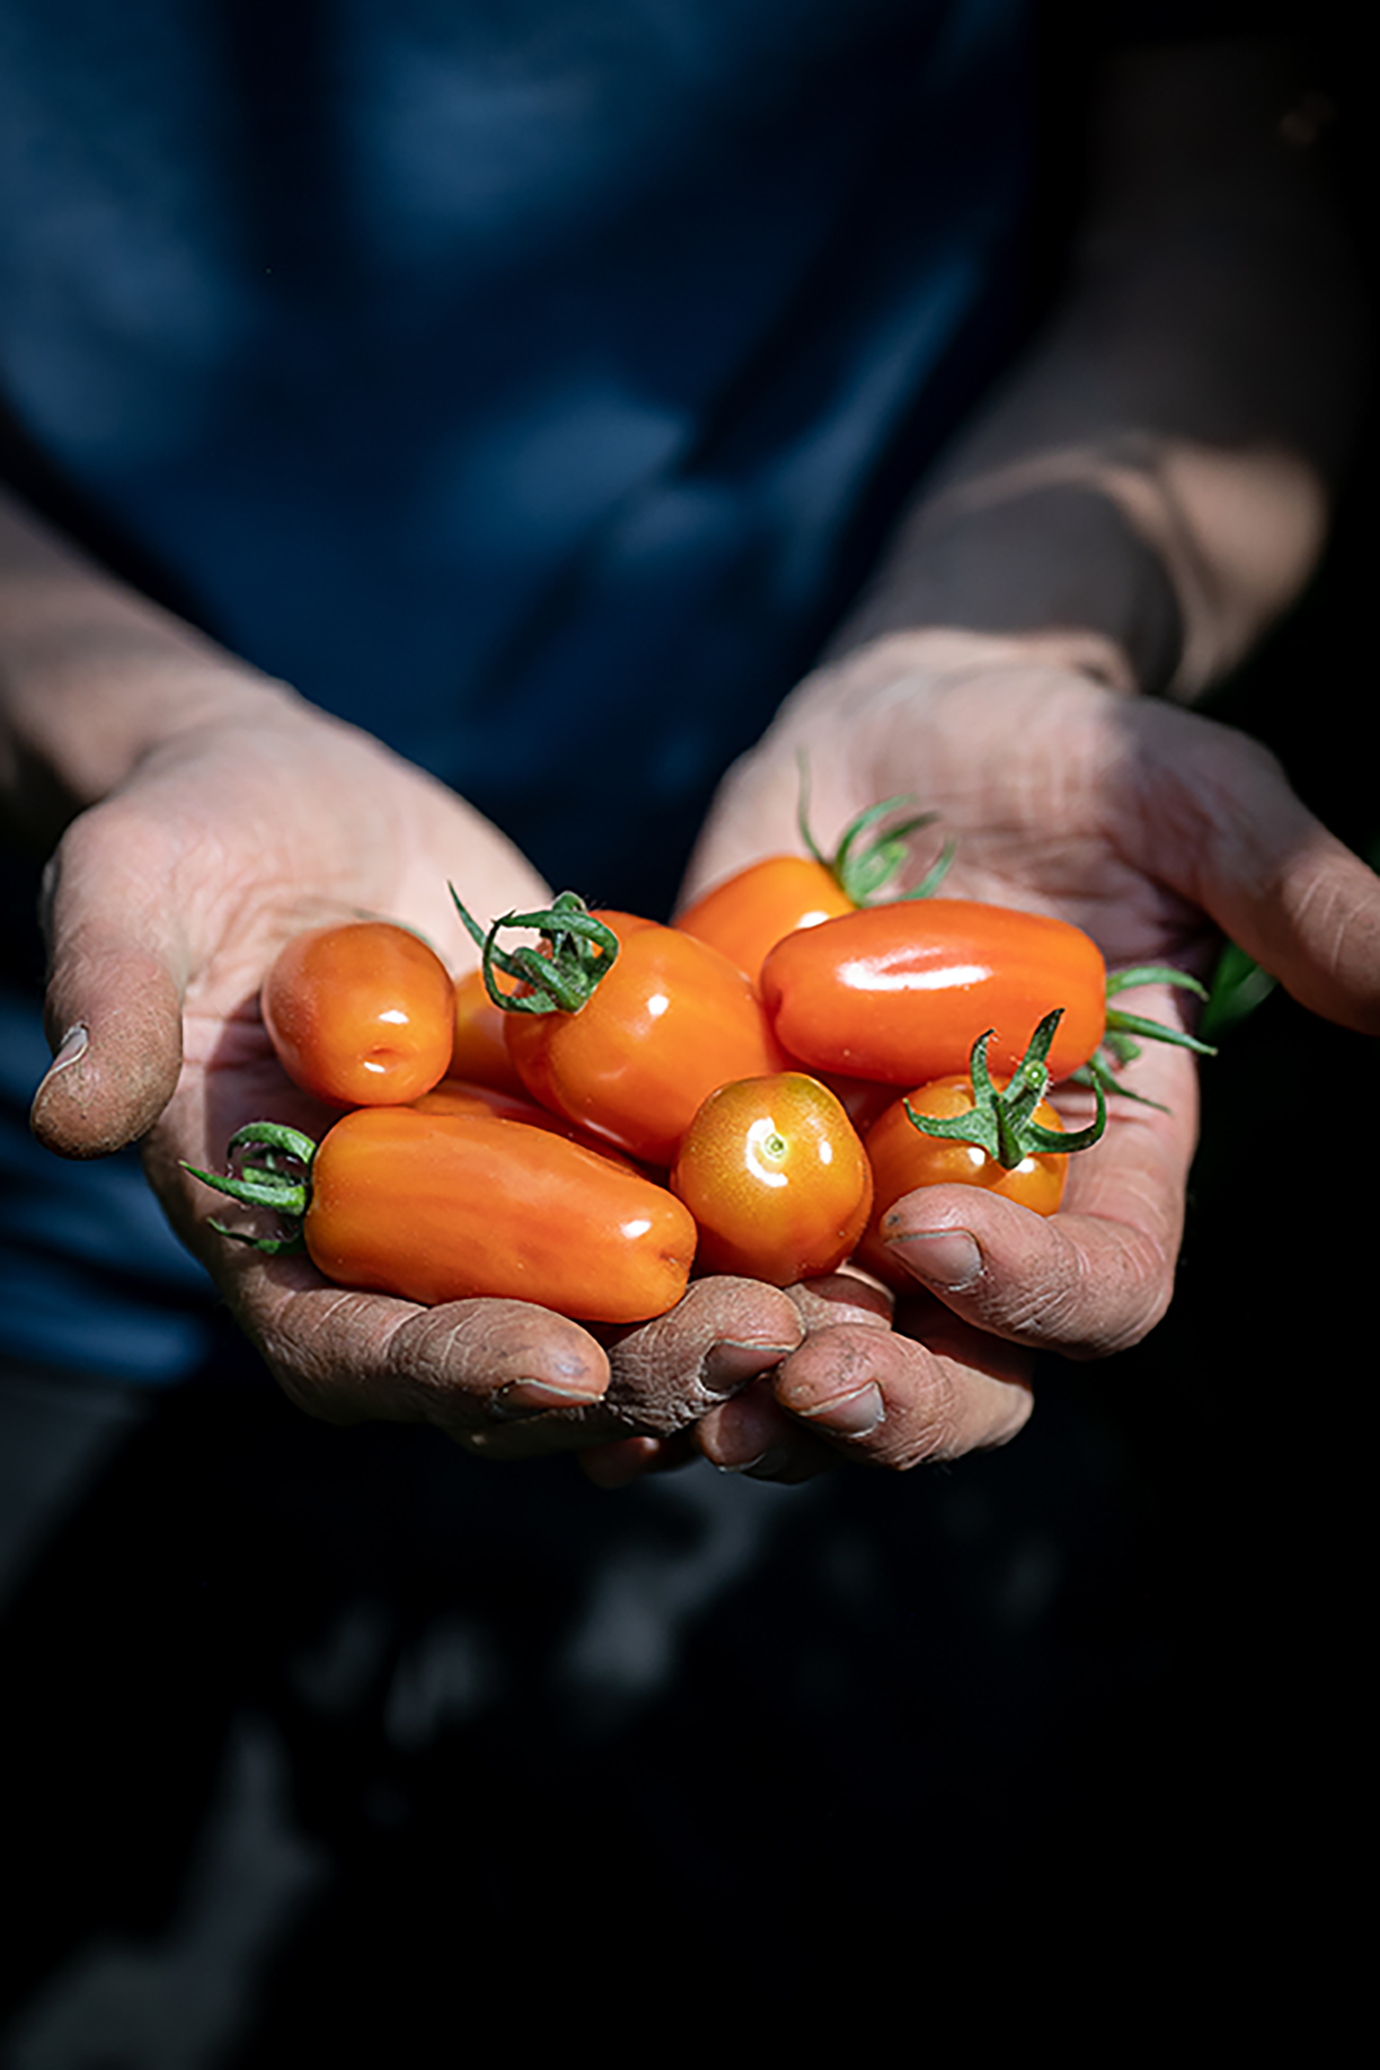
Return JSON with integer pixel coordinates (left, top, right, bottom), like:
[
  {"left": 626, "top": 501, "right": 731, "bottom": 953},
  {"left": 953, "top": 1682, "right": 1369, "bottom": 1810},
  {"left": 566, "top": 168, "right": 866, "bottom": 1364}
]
[
  {"left": 676, "top": 857, "right": 855, "bottom": 989},
  {"left": 262, "top": 921, "right": 454, "bottom": 1106},
  {"left": 759, "top": 900, "right": 1107, "bottom": 1086},
  {"left": 303, "top": 1108, "right": 694, "bottom": 1322},
  {"left": 504, "top": 912, "right": 790, "bottom": 1167},
  {"left": 855, "top": 1077, "right": 1067, "bottom": 1287},
  {"left": 671, "top": 1073, "right": 873, "bottom": 1286}
]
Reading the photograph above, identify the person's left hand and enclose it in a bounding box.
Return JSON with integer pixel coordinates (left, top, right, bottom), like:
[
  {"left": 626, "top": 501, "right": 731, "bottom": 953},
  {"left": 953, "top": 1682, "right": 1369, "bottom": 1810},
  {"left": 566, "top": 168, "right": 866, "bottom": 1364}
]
[{"left": 585, "top": 629, "right": 1380, "bottom": 1485}]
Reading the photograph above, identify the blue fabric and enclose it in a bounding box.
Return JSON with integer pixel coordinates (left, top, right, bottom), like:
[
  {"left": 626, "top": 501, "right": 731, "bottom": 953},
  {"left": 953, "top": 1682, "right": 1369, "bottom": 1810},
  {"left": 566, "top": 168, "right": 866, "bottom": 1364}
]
[{"left": 0, "top": 0, "right": 1034, "bottom": 1380}]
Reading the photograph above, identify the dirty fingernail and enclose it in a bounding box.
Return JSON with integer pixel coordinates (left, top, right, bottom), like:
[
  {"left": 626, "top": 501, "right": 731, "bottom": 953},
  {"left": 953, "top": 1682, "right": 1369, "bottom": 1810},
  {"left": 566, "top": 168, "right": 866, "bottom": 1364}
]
[
  {"left": 699, "top": 1340, "right": 795, "bottom": 1397},
  {"left": 489, "top": 1376, "right": 606, "bottom": 1419},
  {"left": 794, "top": 1381, "right": 884, "bottom": 1436},
  {"left": 887, "top": 1228, "right": 982, "bottom": 1290},
  {"left": 36, "top": 1023, "right": 88, "bottom": 1092}
]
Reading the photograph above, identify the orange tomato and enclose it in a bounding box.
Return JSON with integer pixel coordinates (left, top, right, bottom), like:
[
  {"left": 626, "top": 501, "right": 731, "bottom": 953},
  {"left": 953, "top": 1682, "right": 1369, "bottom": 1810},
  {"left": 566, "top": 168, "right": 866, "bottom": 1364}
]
[
  {"left": 671, "top": 1074, "right": 873, "bottom": 1285},
  {"left": 760, "top": 900, "right": 1107, "bottom": 1085},
  {"left": 303, "top": 1107, "right": 695, "bottom": 1322},
  {"left": 411, "top": 1076, "right": 643, "bottom": 1167},
  {"left": 261, "top": 921, "right": 454, "bottom": 1106},
  {"left": 856, "top": 1075, "right": 1068, "bottom": 1286},
  {"left": 504, "top": 912, "right": 790, "bottom": 1167},
  {"left": 676, "top": 857, "right": 855, "bottom": 989},
  {"left": 450, "top": 966, "right": 527, "bottom": 1094}
]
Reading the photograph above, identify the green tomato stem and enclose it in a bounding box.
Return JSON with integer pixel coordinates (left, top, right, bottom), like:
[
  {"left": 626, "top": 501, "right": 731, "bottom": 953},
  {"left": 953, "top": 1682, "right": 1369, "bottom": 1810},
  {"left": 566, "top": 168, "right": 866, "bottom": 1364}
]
[
  {"left": 450, "top": 888, "right": 620, "bottom": 1017},
  {"left": 903, "top": 1009, "right": 1107, "bottom": 1171},
  {"left": 795, "top": 751, "right": 953, "bottom": 906}
]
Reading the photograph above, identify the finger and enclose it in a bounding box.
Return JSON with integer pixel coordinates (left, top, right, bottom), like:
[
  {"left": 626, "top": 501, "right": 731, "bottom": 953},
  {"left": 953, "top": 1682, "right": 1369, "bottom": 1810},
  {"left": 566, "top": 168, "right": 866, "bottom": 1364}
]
[
  {"left": 879, "top": 1053, "right": 1196, "bottom": 1359},
  {"left": 589, "top": 1276, "right": 887, "bottom": 1486},
  {"left": 769, "top": 1296, "right": 1034, "bottom": 1470},
  {"left": 693, "top": 1374, "right": 839, "bottom": 1482},
  {"left": 30, "top": 803, "right": 188, "bottom": 1157},
  {"left": 1120, "top": 703, "right": 1380, "bottom": 1034},
  {"left": 577, "top": 1430, "right": 700, "bottom": 1489},
  {"left": 597, "top": 1276, "right": 805, "bottom": 1435},
  {"left": 212, "top": 1240, "right": 621, "bottom": 1452}
]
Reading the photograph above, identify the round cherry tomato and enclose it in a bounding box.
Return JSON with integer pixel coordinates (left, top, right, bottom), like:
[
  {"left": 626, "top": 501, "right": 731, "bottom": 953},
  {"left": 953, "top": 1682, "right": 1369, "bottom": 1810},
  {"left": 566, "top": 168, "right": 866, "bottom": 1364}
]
[
  {"left": 504, "top": 911, "right": 790, "bottom": 1167},
  {"left": 262, "top": 921, "right": 455, "bottom": 1106},
  {"left": 303, "top": 1107, "right": 695, "bottom": 1322},
  {"left": 856, "top": 1076, "right": 1067, "bottom": 1286},
  {"left": 759, "top": 899, "right": 1107, "bottom": 1085},
  {"left": 676, "top": 857, "right": 855, "bottom": 989},
  {"left": 671, "top": 1073, "right": 873, "bottom": 1285}
]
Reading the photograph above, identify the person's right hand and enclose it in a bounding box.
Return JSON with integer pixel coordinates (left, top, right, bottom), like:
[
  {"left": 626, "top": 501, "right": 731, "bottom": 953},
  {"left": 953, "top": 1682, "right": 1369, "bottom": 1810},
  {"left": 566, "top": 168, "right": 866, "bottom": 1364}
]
[{"left": 28, "top": 686, "right": 808, "bottom": 1456}]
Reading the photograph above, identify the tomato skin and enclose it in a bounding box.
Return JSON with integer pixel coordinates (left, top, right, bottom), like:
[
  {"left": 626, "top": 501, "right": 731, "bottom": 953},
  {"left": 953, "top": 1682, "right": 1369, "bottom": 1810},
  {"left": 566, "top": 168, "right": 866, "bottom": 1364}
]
[
  {"left": 671, "top": 1074, "right": 873, "bottom": 1286},
  {"left": 304, "top": 1107, "right": 695, "bottom": 1323},
  {"left": 856, "top": 1076, "right": 1067, "bottom": 1286},
  {"left": 410, "top": 1077, "right": 643, "bottom": 1168},
  {"left": 262, "top": 922, "right": 455, "bottom": 1107},
  {"left": 759, "top": 900, "right": 1107, "bottom": 1085},
  {"left": 504, "top": 913, "right": 790, "bottom": 1167},
  {"left": 676, "top": 858, "right": 855, "bottom": 988},
  {"left": 450, "top": 967, "right": 527, "bottom": 1094}
]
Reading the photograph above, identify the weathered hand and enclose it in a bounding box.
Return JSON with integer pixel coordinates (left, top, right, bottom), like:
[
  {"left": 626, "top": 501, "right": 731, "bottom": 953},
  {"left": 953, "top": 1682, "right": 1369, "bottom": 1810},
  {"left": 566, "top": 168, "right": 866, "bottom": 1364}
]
[
  {"left": 29, "top": 692, "right": 803, "bottom": 1454},
  {"left": 647, "top": 630, "right": 1380, "bottom": 1478}
]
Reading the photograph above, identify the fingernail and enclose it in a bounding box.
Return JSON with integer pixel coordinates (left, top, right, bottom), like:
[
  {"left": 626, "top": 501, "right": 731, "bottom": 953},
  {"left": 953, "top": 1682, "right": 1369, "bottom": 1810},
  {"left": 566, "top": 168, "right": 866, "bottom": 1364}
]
[
  {"left": 699, "top": 1340, "right": 796, "bottom": 1397},
  {"left": 793, "top": 1381, "right": 885, "bottom": 1436},
  {"left": 887, "top": 1228, "right": 982, "bottom": 1290},
  {"left": 36, "top": 1023, "right": 88, "bottom": 1091},
  {"left": 489, "top": 1376, "right": 606, "bottom": 1420},
  {"left": 716, "top": 1441, "right": 797, "bottom": 1478}
]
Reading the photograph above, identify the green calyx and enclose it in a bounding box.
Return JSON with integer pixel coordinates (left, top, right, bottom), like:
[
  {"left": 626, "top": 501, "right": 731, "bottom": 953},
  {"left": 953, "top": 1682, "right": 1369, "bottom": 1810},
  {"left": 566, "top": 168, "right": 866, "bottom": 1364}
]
[
  {"left": 182, "top": 1121, "right": 317, "bottom": 1254},
  {"left": 451, "top": 888, "right": 620, "bottom": 1017},
  {"left": 903, "top": 1008, "right": 1107, "bottom": 1170},
  {"left": 797, "top": 751, "right": 954, "bottom": 905},
  {"left": 1074, "top": 965, "right": 1218, "bottom": 1109}
]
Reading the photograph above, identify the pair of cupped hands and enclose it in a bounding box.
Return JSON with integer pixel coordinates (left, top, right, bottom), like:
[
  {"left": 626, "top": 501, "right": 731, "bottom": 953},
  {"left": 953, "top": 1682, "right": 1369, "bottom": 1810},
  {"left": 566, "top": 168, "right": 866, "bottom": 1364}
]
[{"left": 29, "top": 629, "right": 1380, "bottom": 1483}]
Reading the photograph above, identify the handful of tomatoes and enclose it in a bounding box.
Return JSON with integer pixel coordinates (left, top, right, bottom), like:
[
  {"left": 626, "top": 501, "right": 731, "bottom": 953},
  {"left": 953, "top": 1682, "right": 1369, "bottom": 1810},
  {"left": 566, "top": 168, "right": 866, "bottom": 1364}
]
[{"left": 189, "top": 798, "right": 1211, "bottom": 1323}]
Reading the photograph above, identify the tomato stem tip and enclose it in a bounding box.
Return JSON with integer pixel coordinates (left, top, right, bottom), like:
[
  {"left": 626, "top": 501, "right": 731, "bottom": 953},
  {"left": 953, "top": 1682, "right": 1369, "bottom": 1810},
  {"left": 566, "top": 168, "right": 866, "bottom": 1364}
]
[
  {"left": 450, "top": 886, "right": 620, "bottom": 1017},
  {"left": 903, "top": 1008, "right": 1107, "bottom": 1169},
  {"left": 794, "top": 750, "right": 954, "bottom": 905}
]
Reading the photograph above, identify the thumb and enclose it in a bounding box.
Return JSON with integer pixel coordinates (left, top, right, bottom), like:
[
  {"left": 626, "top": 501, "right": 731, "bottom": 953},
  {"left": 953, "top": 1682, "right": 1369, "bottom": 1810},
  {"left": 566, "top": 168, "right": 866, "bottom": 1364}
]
[{"left": 29, "top": 810, "right": 186, "bottom": 1159}]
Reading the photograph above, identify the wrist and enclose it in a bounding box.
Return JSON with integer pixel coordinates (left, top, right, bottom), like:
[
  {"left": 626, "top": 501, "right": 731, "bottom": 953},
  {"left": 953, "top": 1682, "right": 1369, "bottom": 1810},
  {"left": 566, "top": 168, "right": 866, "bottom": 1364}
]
[
  {"left": 1, "top": 489, "right": 293, "bottom": 844},
  {"left": 830, "top": 476, "right": 1184, "bottom": 696}
]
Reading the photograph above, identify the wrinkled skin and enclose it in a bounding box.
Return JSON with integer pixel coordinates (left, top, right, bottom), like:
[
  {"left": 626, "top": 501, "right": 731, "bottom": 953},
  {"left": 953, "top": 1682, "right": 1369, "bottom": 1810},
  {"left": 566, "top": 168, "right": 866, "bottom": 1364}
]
[
  {"left": 576, "top": 632, "right": 1380, "bottom": 1484},
  {"left": 28, "top": 637, "right": 1380, "bottom": 1485}
]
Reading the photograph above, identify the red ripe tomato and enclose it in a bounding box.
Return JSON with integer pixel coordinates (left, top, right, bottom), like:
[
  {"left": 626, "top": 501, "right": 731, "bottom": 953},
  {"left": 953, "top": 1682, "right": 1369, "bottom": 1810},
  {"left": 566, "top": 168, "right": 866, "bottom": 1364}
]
[
  {"left": 855, "top": 1076, "right": 1068, "bottom": 1286},
  {"left": 304, "top": 1107, "right": 695, "bottom": 1323},
  {"left": 262, "top": 922, "right": 455, "bottom": 1106},
  {"left": 676, "top": 857, "right": 855, "bottom": 989},
  {"left": 759, "top": 900, "right": 1107, "bottom": 1085},
  {"left": 671, "top": 1073, "right": 873, "bottom": 1285},
  {"left": 504, "top": 912, "right": 791, "bottom": 1167}
]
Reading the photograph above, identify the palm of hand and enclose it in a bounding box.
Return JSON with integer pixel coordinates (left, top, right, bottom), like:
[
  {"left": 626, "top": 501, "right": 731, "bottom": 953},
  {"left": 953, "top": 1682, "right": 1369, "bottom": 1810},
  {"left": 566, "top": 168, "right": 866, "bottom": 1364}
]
[{"left": 34, "top": 703, "right": 809, "bottom": 1454}]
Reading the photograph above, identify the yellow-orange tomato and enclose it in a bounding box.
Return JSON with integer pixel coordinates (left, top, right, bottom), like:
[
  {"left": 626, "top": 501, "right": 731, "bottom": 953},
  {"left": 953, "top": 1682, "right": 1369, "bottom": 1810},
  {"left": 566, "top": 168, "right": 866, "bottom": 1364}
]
[
  {"left": 261, "top": 921, "right": 454, "bottom": 1106},
  {"left": 450, "top": 966, "right": 527, "bottom": 1094},
  {"left": 304, "top": 1107, "right": 695, "bottom": 1323},
  {"left": 411, "top": 1076, "right": 643, "bottom": 1168},
  {"left": 671, "top": 1073, "right": 873, "bottom": 1286},
  {"left": 856, "top": 1075, "right": 1068, "bottom": 1286},
  {"left": 504, "top": 912, "right": 790, "bottom": 1167},
  {"left": 676, "top": 857, "right": 855, "bottom": 989}
]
